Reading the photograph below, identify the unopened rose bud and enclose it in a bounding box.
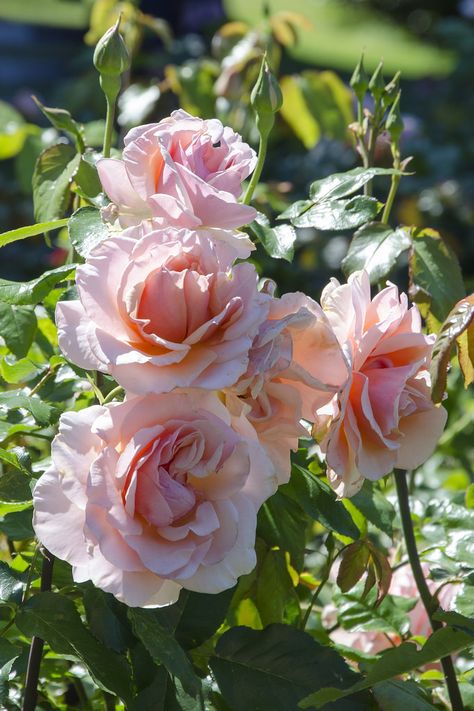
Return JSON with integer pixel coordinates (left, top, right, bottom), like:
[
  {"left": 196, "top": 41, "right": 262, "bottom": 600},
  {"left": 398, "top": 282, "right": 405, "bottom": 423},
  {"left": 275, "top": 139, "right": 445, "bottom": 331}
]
[
  {"left": 350, "top": 55, "right": 369, "bottom": 102},
  {"left": 386, "top": 91, "right": 404, "bottom": 143},
  {"left": 369, "top": 61, "right": 385, "bottom": 102},
  {"left": 250, "top": 56, "right": 283, "bottom": 138},
  {"left": 383, "top": 71, "right": 401, "bottom": 108},
  {"left": 93, "top": 16, "right": 130, "bottom": 78}
]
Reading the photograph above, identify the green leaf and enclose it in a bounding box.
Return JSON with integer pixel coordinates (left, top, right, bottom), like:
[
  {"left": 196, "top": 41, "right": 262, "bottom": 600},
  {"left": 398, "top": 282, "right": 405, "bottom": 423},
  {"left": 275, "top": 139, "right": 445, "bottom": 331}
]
[
  {"left": 433, "top": 610, "right": 474, "bottom": 637},
  {"left": 342, "top": 222, "right": 411, "bottom": 284},
  {"left": 281, "top": 465, "right": 360, "bottom": 539},
  {"left": 308, "top": 168, "right": 402, "bottom": 203},
  {"left": 83, "top": 588, "right": 129, "bottom": 654},
  {"left": 409, "top": 227, "right": 465, "bottom": 327},
  {"left": 372, "top": 680, "right": 438, "bottom": 710},
  {"left": 250, "top": 218, "right": 296, "bottom": 262},
  {"left": 0, "top": 447, "right": 31, "bottom": 477},
  {"left": 299, "top": 626, "right": 474, "bottom": 708},
  {"left": 430, "top": 295, "right": 474, "bottom": 403},
  {"left": 256, "top": 548, "right": 300, "bottom": 625},
  {"left": 0, "top": 357, "right": 45, "bottom": 384},
  {"left": 174, "top": 587, "right": 235, "bottom": 649},
  {"left": 351, "top": 481, "right": 396, "bottom": 537},
  {"left": 128, "top": 607, "right": 201, "bottom": 698},
  {"left": 74, "top": 153, "right": 102, "bottom": 199},
  {"left": 210, "top": 624, "right": 370, "bottom": 711},
  {"left": 16, "top": 592, "right": 133, "bottom": 703},
  {"left": 337, "top": 541, "right": 370, "bottom": 593},
  {"left": 0, "top": 508, "right": 34, "bottom": 540},
  {"left": 0, "top": 219, "right": 68, "bottom": 249},
  {"left": 257, "top": 491, "right": 307, "bottom": 570},
  {"left": 0, "top": 562, "right": 29, "bottom": 604},
  {"left": 33, "top": 97, "right": 85, "bottom": 152},
  {"left": 68, "top": 206, "right": 110, "bottom": 258},
  {"left": 0, "top": 264, "right": 76, "bottom": 306},
  {"left": 333, "top": 586, "right": 414, "bottom": 635},
  {"left": 0, "top": 304, "right": 37, "bottom": 358},
  {"left": 32, "top": 143, "right": 80, "bottom": 222},
  {"left": 280, "top": 76, "right": 321, "bottom": 149},
  {"left": 0, "top": 467, "right": 32, "bottom": 503},
  {"left": 291, "top": 196, "right": 381, "bottom": 231},
  {"left": 0, "top": 391, "right": 57, "bottom": 426}
]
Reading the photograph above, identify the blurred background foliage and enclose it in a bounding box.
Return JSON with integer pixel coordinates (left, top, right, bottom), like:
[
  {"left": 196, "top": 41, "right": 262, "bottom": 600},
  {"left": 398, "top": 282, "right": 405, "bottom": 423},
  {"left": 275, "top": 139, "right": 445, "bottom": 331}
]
[{"left": 0, "top": 0, "right": 472, "bottom": 295}]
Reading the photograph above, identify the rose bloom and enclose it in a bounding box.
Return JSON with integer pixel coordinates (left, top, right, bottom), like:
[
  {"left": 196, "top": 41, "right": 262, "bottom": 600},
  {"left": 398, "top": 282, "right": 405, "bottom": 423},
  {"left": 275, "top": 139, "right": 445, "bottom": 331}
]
[
  {"left": 33, "top": 391, "right": 277, "bottom": 607},
  {"left": 56, "top": 229, "right": 269, "bottom": 395},
  {"left": 226, "top": 291, "right": 348, "bottom": 484},
  {"left": 313, "top": 270, "right": 447, "bottom": 497},
  {"left": 323, "top": 563, "right": 457, "bottom": 656},
  {"left": 97, "top": 109, "right": 257, "bottom": 236}
]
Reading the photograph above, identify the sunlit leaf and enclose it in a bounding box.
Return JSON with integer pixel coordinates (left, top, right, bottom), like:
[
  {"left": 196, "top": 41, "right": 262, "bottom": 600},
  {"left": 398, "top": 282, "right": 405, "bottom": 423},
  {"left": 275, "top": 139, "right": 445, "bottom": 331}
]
[
  {"left": 33, "top": 143, "right": 80, "bottom": 222},
  {"left": 342, "top": 222, "right": 411, "bottom": 283},
  {"left": 0, "top": 219, "right": 68, "bottom": 249},
  {"left": 68, "top": 206, "right": 109, "bottom": 258}
]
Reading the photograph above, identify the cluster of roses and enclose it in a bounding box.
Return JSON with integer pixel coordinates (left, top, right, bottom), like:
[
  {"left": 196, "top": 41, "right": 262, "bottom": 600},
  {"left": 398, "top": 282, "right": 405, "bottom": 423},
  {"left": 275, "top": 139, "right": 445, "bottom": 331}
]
[{"left": 33, "top": 111, "right": 447, "bottom": 608}]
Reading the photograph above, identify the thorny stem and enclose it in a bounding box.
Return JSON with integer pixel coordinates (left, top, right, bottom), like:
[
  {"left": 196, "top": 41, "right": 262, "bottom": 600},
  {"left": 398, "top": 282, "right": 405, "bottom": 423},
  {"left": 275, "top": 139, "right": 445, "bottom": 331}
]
[
  {"left": 394, "top": 470, "right": 464, "bottom": 711},
  {"left": 242, "top": 133, "right": 268, "bottom": 206},
  {"left": 22, "top": 549, "right": 55, "bottom": 711}
]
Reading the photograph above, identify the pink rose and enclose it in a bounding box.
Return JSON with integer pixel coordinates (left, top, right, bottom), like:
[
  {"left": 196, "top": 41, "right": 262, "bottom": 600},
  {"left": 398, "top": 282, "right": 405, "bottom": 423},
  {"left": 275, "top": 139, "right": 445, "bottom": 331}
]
[
  {"left": 56, "top": 229, "right": 269, "bottom": 395},
  {"left": 33, "top": 391, "right": 277, "bottom": 607},
  {"left": 97, "top": 109, "right": 257, "bottom": 235},
  {"left": 227, "top": 291, "right": 348, "bottom": 483},
  {"left": 313, "top": 271, "right": 447, "bottom": 497}
]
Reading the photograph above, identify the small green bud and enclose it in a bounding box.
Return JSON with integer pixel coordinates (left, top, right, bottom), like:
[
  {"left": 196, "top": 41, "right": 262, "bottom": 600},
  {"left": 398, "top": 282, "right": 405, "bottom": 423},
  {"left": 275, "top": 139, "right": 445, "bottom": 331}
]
[
  {"left": 250, "top": 55, "right": 283, "bottom": 138},
  {"left": 383, "top": 71, "right": 401, "bottom": 108},
  {"left": 369, "top": 61, "right": 385, "bottom": 102},
  {"left": 385, "top": 91, "right": 404, "bottom": 143},
  {"left": 350, "top": 55, "right": 369, "bottom": 102},
  {"left": 93, "top": 16, "right": 131, "bottom": 78}
]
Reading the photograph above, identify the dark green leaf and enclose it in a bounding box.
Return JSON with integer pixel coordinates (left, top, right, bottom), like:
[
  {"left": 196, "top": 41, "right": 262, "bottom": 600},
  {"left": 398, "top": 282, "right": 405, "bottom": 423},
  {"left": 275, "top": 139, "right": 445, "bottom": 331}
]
[
  {"left": 351, "top": 481, "right": 395, "bottom": 537},
  {"left": 74, "top": 153, "right": 102, "bottom": 199},
  {"left": 256, "top": 548, "right": 300, "bottom": 625},
  {"left": 33, "top": 143, "right": 80, "bottom": 222},
  {"left": 409, "top": 227, "right": 464, "bottom": 326},
  {"left": 0, "top": 264, "right": 76, "bottom": 306},
  {"left": 430, "top": 295, "right": 474, "bottom": 403},
  {"left": 0, "top": 219, "right": 68, "bottom": 249},
  {"left": 16, "top": 592, "right": 133, "bottom": 703},
  {"left": 433, "top": 610, "right": 474, "bottom": 637},
  {"left": 0, "top": 467, "right": 32, "bottom": 503},
  {"left": 0, "top": 508, "right": 34, "bottom": 540},
  {"left": 309, "top": 167, "right": 402, "bottom": 203},
  {"left": 282, "top": 465, "right": 360, "bottom": 539},
  {"left": 250, "top": 219, "right": 296, "bottom": 262},
  {"left": 291, "top": 196, "right": 381, "bottom": 231},
  {"left": 175, "top": 587, "right": 235, "bottom": 649},
  {"left": 372, "top": 680, "right": 438, "bottom": 710},
  {"left": 0, "top": 562, "right": 29, "bottom": 604},
  {"left": 300, "top": 626, "right": 474, "bottom": 708},
  {"left": 337, "top": 541, "right": 370, "bottom": 593},
  {"left": 128, "top": 666, "right": 170, "bottom": 711},
  {"left": 128, "top": 607, "right": 201, "bottom": 698},
  {"left": 257, "top": 491, "right": 307, "bottom": 570},
  {"left": 342, "top": 222, "right": 411, "bottom": 283},
  {"left": 83, "top": 588, "right": 129, "bottom": 654},
  {"left": 0, "top": 447, "right": 31, "bottom": 477},
  {"left": 333, "top": 586, "right": 414, "bottom": 635},
  {"left": 0, "top": 391, "right": 58, "bottom": 426},
  {"left": 68, "top": 206, "right": 109, "bottom": 258},
  {"left": 0, "top": 304, "right": 37, "bottom": 358},
  {"left": 33, "top": 98, "right": 85, "bottom": 152},
  {"left": 210, "top": 624, "right": 370, "bottom": 711}
]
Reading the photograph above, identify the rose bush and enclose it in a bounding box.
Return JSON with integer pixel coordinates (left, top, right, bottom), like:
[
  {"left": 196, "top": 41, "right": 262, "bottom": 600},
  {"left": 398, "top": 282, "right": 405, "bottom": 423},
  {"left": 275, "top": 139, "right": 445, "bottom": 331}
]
[
  {"left": 33, "top": 391, "right": 277, "bottom": 607},
  {"left": 56, "top": 228, "right": 268, "bottom": 394},
  {"left": 312, "top": 270, "right": 448, "bottom": 497},
  {"left": 97, "top": 109, "right": 257, "bottom": 235}
]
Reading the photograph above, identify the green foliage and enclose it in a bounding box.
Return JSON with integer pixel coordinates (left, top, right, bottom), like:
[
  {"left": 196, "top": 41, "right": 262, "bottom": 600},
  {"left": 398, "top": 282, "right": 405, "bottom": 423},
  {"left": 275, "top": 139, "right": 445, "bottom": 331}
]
[
  {"left": 0, "top": 219, "right": 68, "bottom": 249},
  {"left": 68, "top": 205, "right": 110, "bottom": 257},
  {"left": 342, "top": 222, "right": 411, "bottom": 284},
  {"left": 250, "top": 217, "right": 296, "bottom": 262},
  {"left": 32, "top": 143, "right": 80, "bottom": 222},
  {"left": 0, "top": 304, "right": 37, "bottom": 358}
]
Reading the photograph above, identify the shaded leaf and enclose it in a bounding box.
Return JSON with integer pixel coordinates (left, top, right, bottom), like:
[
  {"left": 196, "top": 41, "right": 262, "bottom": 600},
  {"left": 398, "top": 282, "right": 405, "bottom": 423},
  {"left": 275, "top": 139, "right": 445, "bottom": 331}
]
[
  {"left": 0, "top": 447, "right": 31, "bottom": 477},
  {"left": 372, "top": 680, "right": 438, "bottom": 710},
  {"left": 68, "top": 206, "right": 109, "bottom": 258},
  {"left": 300, "top": 626, "right": 474, "bottom": 708},
  {"left": 0, "top": 508, "right": 34, "bottom": 540},
  {"left": 128, "top": 607, "right": 201, "bottom": 698},
  {"left": 0, "top": 264, "right": 76, "bottom": 306},
  {"left": 174, "top": 587, "right": 235, "bottom": 649},
  {"left": 337, "top": 541, "right": 370, "bottom": 593},
  {"left": 342, "top": 222, "right": 411, "bottom": 283},
  {"left": 282, "top": 465, "right": 360, "bottom": 539},
  {"left": 0, "top": 304, "right": 37, "bottom": 358},
  {"left": 74, "top": 153, "right": 102, "bottom": 199},
  {"left": 291, "top": 196, "right": 381, "bottom": 231},
  {"left": 409, "top": 227, "right": 464, "bottom": 327},
  {"left": 210, "top": 624, "right": 370, "bottom": 711},
  {"left": 430, "top": 295, "right": 474, "bottom": 403},
  {"left": 0, "top": 562, "right": 29, "bottom": 604},
  {"left": 250, "top": 218, "right": 296, "bottom": 262},
  {"left": 351, "top": 481, "right": 395, "bottom": 537},
  {"left": 33, "top": 143, "right": 80, "bottom": 222},
  {"left": 83, "top": 587, "right": 129, "bottom": 654},
  {"left": 256, "top": 548, "right": 300, "bottom": 625},
  {"left": 257, "top": 491, "right": 307, "bottom": 571},
  {"left": 0, "top": 219, "right": 68, "bottom": 249},
  {"left": 16, "top": 592, "right": 133, "bottom": 703}
]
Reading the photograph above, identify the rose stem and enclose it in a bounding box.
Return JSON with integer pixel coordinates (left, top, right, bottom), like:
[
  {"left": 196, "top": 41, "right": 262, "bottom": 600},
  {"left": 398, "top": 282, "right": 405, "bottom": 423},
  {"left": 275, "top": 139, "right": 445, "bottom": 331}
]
[
  {"left": 394, "top": 469, "right": 464, "bottom": 711},
  {"left": 242, "top": 133, "right": 268, "bottom": 206},
  {"left": 22, "top": 548, "right": 55, "bottom": 711}
]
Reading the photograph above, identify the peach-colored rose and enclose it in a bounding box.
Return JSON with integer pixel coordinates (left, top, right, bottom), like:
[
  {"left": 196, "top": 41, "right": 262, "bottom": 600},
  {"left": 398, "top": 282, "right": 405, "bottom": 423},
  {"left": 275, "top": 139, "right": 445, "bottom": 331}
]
[
  {"left": 97, "top": 110, "right": 257, "bottom": 235},
  {"left": 324, "top": 563, "right": 457, "bottom": 655},
  {"left": 33, "top": 391, "right": 277, "bottom": 607},
  {"left": 313, "top": 271, "right": 447, "bottom": 497},
  {"left": 56, "top": 229, "right": 269, "bottom": 395},
  {"left": 226, "top": 291, "right": 348, "bottom": 484}
]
